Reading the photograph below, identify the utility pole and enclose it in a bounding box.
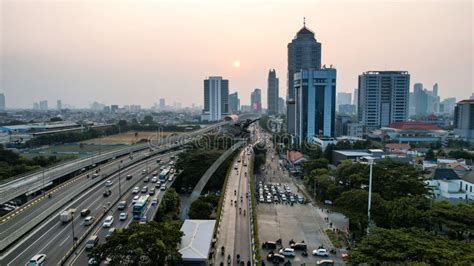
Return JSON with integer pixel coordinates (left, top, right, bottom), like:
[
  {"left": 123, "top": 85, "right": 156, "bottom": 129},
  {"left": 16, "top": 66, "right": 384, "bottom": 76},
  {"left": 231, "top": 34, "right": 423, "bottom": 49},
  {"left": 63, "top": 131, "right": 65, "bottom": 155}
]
[
  {"left": 71, "top": 212, "right": 76, "bottom": 248},
  {"left": 42, "top": 167, "right": 45, "bottom": 194},
  {"left": 118, "top": 163, "right": 122, "bottom": 197},
  {"left": 367, "top": 159, "right": 374, "bottom": 234}
]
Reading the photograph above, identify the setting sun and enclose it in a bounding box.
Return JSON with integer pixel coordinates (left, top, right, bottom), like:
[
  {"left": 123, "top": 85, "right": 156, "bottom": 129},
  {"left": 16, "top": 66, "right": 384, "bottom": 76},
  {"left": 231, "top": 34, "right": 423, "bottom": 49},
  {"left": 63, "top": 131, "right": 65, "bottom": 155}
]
[{"left": 233, "top": 60, "right": 241, "bottom": 68}]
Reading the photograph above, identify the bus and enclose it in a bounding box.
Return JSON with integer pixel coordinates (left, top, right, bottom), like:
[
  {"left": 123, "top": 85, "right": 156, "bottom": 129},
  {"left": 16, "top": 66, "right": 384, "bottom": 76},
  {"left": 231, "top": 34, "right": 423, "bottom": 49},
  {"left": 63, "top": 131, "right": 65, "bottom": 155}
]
[
  {"left": 132, "top": 195, "right": 150, "bottom": 220},
  {"left": 159, "top": 168, "right": 170, "bottom": 181}
]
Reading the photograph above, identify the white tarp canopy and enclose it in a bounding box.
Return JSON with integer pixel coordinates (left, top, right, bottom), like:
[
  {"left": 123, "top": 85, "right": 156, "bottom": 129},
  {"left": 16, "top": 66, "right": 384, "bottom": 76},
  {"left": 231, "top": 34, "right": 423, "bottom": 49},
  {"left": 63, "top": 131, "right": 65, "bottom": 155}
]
[{"left": 179, "top": 219, "right": 216, "bottom": 261}]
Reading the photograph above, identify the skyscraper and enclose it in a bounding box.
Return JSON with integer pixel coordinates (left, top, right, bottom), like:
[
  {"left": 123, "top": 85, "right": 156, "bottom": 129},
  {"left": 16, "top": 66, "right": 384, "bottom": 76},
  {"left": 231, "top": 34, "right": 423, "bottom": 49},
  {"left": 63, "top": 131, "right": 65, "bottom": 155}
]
[
  {"left": 228, "top": 92, "right": 240, "bottom": 113},
  {"left": 251, "top": 88, "right": 262, "bottom": 113},
  {"left": 353, "top": 88, "right": 358, "bottom": 111},
  {"left": 159, "top": 98, "right": 166, "bottom": 110},
  {"left": 278, "top": 97, "right": 285, "bottom": 115},
  {"left": 336, "top": 92, "right": 352, "bottom": 111},
  {"left": 294, "top": 68, "right": 336, "bottom": 144},
  {"left": 201, "top": 76, "right": 229, "bottom": 121},
  {"left": 267, "top": 69, "right": 279, "bottom": 116},
  {"left": 57, "top": 100, "right": 62, "bottom": 110},
  {"left": 454, "top": 99, "right": 474, "bottom": 143},
  {"left": 358, "top": 71, "right": 410, "bottom": 129},
  {"left": 287, "top": 22, "right": 322, "bottom": 134},
  {"left": 39, "top": 100, "right": 48, "bottom": 111},
  {"left": 0, "top": 93, "right": 5, "bottom": 111}
]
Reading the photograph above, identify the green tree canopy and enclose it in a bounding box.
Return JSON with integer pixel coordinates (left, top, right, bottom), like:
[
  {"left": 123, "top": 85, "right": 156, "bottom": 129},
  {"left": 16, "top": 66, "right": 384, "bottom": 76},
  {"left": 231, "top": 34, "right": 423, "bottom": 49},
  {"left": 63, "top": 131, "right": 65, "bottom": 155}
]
[
  {"left": 429, "top": 201, "right": 474, "bottom": 240},
  {"left": 92, "top": 221, "right": 183, "bottom": 265}
]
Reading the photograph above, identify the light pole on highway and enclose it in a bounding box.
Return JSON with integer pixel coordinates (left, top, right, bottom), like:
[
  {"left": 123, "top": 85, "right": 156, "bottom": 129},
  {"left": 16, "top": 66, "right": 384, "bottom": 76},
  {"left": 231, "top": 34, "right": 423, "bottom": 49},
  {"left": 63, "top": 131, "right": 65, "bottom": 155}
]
[
  {"left": 42, "top": 167, "right": 45, "bottom": 194},
  {"left": 118, "top": 162, "right": 122, "bottom": 197},
  {"left": 71, "top": 211, "right": 76, "bottom": 248},
  {"left": 367, "top": 158, "right": 374, "bottom": 234}
]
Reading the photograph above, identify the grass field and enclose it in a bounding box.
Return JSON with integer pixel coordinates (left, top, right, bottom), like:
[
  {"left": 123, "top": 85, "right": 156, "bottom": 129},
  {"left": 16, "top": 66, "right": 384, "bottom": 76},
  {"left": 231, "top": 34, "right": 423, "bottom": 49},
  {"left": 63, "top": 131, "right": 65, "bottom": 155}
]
[
  {"left": 81, "top": 131, "right": 179, "bottom": 145},
  {"left": 20, "top": 144, "right": 123, "bottom": 158}
]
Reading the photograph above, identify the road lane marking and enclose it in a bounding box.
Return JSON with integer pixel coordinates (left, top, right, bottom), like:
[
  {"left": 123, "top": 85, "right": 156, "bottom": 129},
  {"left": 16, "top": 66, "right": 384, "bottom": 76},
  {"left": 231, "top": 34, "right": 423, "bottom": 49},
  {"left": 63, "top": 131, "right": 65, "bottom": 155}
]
[{"left": 59, "top": 235, "right": 70, "bottom": 247}]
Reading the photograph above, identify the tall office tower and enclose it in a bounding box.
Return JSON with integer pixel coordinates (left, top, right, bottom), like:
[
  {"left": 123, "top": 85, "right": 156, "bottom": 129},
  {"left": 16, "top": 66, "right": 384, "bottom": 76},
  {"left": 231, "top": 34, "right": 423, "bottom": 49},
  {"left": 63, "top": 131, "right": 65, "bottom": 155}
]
[
  {"left": 433, "top": 83, "right": 438, "bottom": 97},
  {"left": 57, "top": 100, "right": 62, "bottom": 110},
  {"left": 454, "top": 99, "right": 474, "bottom": 143},
  {"left": 287, "top": 22, "right": 322, "bottom": 134},
  {"left": 39, "top": 100, "right": 48, "bottom": 110},
  {"left": 0, "top": 93, "right": 5, "bottom": 111},
  {"left": 267, "top": 69, "right": 279, "bottom": 116},
  {"left": 408, "top": 92, "right": 416, "bottom": 117},
  {"left": 33, "top": 102, "right": 39, "bottom": 110},
  {"left": 470, "top": 93, "right": 474, "bottom": 100},
  {"left": 278, "top": 97, "right": 286, "bottom": 115},
  {"left": 159, "top": 98, "right": 166, "bottom": 110},
  {"left": 294, "top": 68, "right": 336, "bottom": 144},
  {"left": 251, "top": 88, "right": 262, "bottom": 113},
  {"left": 336, "top": 92, "right": 352, "bottom": 111},
  {"left": 358, "top": 71, "right": 410, "bottom": 130},
  {"left": 228, "top": 92, "right": 240, "bottom": 113},
  {"left": 440, "top": 97, "right": 456, "bottom": 114},
  {"left": 414, "top": 83, "right": 427, "bottom": 115},
  {"left": 201, "top": 76, "right": 229, "bottom": 121},
  {"left": 353, "top": 88, "right": 358, "bottom": 112},
  {"left": 111, "top": 105, "right": 119, "bottom": 113}
]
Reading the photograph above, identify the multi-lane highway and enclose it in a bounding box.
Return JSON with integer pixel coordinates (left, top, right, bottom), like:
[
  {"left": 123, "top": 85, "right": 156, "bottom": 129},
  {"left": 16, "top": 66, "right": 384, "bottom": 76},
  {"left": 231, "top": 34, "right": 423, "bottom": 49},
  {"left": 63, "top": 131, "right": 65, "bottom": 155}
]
[
  {"left": 68, "top": 155, "right": 178, "bottom": 265},
  {"left": 0, "top": 151, "right": 179, "bottom": 265}
]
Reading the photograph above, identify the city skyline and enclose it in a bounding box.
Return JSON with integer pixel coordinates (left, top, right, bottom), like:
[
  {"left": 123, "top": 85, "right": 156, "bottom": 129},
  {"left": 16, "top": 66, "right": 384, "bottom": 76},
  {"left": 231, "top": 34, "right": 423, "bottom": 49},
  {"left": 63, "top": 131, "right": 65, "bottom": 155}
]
[{"left": 1, "top": 1, "right": 472, "bottom": 108}]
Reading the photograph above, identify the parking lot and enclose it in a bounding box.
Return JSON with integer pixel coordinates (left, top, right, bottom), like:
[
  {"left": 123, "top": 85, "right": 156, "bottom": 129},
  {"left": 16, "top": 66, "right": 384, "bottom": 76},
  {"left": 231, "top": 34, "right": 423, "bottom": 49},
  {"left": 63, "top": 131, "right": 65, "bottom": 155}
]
[{"left": 255, "top": 132, "right": 345, "bottom": 265}]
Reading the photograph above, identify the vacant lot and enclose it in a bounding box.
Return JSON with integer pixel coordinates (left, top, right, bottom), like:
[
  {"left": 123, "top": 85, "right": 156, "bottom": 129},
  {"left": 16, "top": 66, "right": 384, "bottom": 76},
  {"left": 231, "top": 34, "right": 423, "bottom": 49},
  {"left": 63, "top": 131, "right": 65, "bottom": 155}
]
[{"left": 81, "top": 131, "right": 179, "bottom": 145}]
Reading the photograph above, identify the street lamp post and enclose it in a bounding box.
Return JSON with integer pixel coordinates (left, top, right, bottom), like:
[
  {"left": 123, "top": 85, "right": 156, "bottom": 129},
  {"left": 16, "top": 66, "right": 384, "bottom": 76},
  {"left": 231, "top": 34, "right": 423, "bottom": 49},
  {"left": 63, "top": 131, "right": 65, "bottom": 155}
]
[
  {"left": 42, "top": 168, "right": 45, "bottom": 194},
  {"left": 71, "top": 212, "right": 76, "bottom": 248},
  {"left": 118, "top": 164, "right": 122, "bottom": 197},
  {"left": 367, "top": 159, "right": 374, "bottom": 234}
]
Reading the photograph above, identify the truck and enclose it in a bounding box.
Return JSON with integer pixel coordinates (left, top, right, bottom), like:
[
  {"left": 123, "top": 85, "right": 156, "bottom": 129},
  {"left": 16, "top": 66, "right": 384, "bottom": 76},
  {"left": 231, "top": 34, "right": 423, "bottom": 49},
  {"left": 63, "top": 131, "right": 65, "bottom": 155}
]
[{"left": 59, "top": 208, "right": 76, "bottom": 223}]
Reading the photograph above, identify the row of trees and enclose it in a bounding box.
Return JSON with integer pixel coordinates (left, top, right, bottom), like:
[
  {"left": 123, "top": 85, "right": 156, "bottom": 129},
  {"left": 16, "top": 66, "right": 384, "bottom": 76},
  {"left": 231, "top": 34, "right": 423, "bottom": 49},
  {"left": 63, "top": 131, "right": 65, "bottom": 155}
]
[
  {"left": 253, "top": 143, "right": 267, "bottom": 174},
  {"left": 301, "top": 158, "right": 474, "bottom": 263},
  {"left": 425, "top": 148, "right": 474, "bottom": 161},
  {"left": 0, "top": 146, "right": 64, "bottom": 181},
  {"left": 188, "top": 194, "right": 219, "bottom": 219},
  {"left": 92, "top": 189, "right": 183, "bottom": 265}
]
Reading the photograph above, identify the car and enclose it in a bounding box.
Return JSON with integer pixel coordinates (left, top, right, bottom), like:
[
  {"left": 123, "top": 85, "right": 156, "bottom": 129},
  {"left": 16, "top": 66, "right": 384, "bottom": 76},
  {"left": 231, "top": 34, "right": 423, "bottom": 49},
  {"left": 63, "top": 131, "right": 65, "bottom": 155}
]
[
  {"left": 85, "top": 235, "right": 99, "bottom": 251},
  {"left": 105, "top": 227, "right": 115, "bottom": 240},
  {"left": 168, "top": 175, "right": 173, "bottom": 182},
  {"left": 91, "top": 173, "right": 99, "bottom": 179},
  {"left": 105, "top": 180, "right": 113, "bottom": 187},
  {"left": 119, "top": 212, "right": 128, "bottom": 221},
  {"left": 262, "top": 241, "right": 277, "bottom": 249},
  {"left": 279, "top": 248, "right": 295, "bottom": 257},
  {"left": 160, "top": 184, "right": 166, "bottom": 191},
  {"left": 317, "top": 260, "right": 334, "bottom": 266},
  {"left": 151, "top": 176, "right": 158, "bottom": 183},
  {"left": 266, "top": 252, "right": 285, "bottom": 263},
  {"left": 132, "top": 187, "right": 140, "bottom": 194},
  {"left": 289, "top": 195, "right": 295, "bottom": 203},
  {"left": 281, "top": 195, "right": 287, "bottom": 201},
  {"left": 149, "top": 188, "right": 155, "bottom": 195},
  {"left": 139, "top": 216, "right": 147, "bottom": 224},
  {"left": 153, "top": 171, "right": 158, "bottom": 176},
  {"left": 266, "top": 196, "right": 272, "bottom": 203},
  {"left": 84, "top": 215, "right": 95, "bottom": 225},
  {"left": 142, "top": 169, "right": 147, "bottom": 175},
  {"left": 259, "top": 196, "right": 265, "bottom": 203},
  {"left": 151, "top": 199, "right": 158, "bottom": 206},
  {"left": 117, "top": 201, "right": 127, "bottom": 210},
  {"left": 103, "top": 190, "right": 111, "bottom": 197},
  {"left": 290, "top": 242, "right": 307, "bottom": 251},
  {"left": 144, "top": 176, "right": 149, "bottom": 182},
  {"left": 132, "top": 195, "right": 139, "bottom": 204},
  {"left": 141, "top": 186, "right": 148, "bottom": 193},
  {"left": 312, "top": 248, "right": 329, "bottom": 257},
  {"left": 26, "top": 254, "right": 47, "bottom": 266},
  {"left": 273, "top": 196, "right": 279, "bottom": 203},
  {"left": 80, "top": 208, "right": 91, "bottom": 217},
  {"left": 298, "top": 196, "right": 305, "bottom": 204},
  {"left": 126, "top": 174, "right": 133, "bottom": 180},
  {"left": 102, "top": 216, "right": 114, "bottom": 228}
]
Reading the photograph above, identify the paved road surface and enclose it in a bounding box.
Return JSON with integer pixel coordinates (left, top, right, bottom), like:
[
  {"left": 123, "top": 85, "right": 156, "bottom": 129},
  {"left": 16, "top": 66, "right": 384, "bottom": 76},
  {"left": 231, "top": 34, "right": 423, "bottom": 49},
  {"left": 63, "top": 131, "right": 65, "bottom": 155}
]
[
  {"left": 215, "top": 147, "right": 252, "bottom": 266},
  {"left": 0, "top": 152, "right": 177, "bottom": 265}
]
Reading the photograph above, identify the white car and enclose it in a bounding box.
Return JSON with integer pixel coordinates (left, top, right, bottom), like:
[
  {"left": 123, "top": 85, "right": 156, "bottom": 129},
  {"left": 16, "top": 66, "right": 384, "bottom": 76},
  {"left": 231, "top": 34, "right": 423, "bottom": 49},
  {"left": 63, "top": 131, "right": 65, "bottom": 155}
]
[
  {"left": 279, "top": 248, "right": 296, "bottom": 257},
  {"left": 84, "top": 216, "right": 95, "bottom": 226},
  {"left": 132, "top": 187, "right": 140, "bottom": 194},
  {"left": 26, "top": 254, "right": 47, "bottom": 266},
  {"left": 160, "top": 184, "right": 166, "bottom": 191},
  {"left": 266, "top": 196, "right": 272, "bottom": 203},
  {"left": 105, "top": 180, "right": 113, "bottom": 187},
  {"left": 132, "top": 195, "right": 139, "bottom": 204},
  {"left": 151, "top": 176, "right": 158, "bottom": 183},
  {"left": 119, "top": 212, "right": 128, "bottom": 221},
  {"left": 259, "top": 196, "right": 265, "bottom": 203},
  {"left": 313, "top": 248, "right": 329, "bottom": 257},
  {"left": 102, "top": 216, "right": 114, "bottom": 228}
]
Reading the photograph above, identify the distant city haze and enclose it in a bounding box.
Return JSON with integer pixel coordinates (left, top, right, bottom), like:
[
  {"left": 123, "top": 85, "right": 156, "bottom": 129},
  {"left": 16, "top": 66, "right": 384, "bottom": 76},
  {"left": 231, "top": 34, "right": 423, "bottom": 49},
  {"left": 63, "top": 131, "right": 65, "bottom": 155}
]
[{"left": 1, "top": 0, "right": 472, "bottom": 108}]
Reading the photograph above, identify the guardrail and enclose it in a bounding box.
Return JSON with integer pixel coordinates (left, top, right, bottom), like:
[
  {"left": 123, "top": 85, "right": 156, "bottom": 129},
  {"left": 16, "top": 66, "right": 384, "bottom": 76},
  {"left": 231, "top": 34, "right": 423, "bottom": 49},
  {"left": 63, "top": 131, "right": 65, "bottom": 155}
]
[
  {"left": 0, "top": 149, "right": 168, "bottom": 252},
  {"left": 0, "top": 123, "right": 224, "bottom": 205}
]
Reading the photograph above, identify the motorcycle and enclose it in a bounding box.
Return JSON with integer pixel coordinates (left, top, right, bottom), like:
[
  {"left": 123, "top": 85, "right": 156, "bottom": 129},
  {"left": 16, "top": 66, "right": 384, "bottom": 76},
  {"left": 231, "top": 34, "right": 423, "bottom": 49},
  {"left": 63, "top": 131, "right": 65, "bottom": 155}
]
[
  {"left": 221, "top": 246, "right": 225, "bottom": 256},
  {"left": 227, "top": 255, "right": 231, "bottom": 265}
]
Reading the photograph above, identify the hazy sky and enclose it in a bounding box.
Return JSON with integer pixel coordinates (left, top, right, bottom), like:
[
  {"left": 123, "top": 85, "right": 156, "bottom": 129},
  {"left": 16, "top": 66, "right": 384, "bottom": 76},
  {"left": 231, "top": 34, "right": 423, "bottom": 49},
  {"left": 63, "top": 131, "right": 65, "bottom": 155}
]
[{"left": 1, "top": 0, "right": 472, "bottom": 109}]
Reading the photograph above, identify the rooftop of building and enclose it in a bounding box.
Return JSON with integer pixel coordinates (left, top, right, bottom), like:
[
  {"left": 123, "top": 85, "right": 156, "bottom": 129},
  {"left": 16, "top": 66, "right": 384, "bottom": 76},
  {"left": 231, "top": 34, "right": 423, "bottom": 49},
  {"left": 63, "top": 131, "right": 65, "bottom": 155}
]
[
  {"left": 430, "top": 168, "right": 460, "bottom": 180},
  {"left": 462, "top": 171, "right": 474, "bottom": 184},
  {"left": 179, "top": 219, "right": 216, "bottom": 261},
  {"left": 385, "top": 143, "right": 411, "bottom": 151},
  {"left": 457, "top": 99, "right": 474, "bottom": 104},
  {"left": 334, "top": 150, "right": 372, "bottom": 157},
  {"left": 362, "top": 71, "right": 409, "bottom": 75},
  {"left": 386, "top": 122, "right": 440, "bottom": 131}
]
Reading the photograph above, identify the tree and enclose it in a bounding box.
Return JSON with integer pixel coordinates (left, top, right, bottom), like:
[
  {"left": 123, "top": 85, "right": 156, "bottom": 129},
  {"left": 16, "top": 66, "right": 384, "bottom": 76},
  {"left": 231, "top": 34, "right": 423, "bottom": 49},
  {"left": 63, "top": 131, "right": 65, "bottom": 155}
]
[
  {"left": 188, "top": 198, "right": 213, "bottom": 219},
  {"left": 92, "top": 221, "right": 183, "bottom": 265},
  {"left": 425, "top": 149, "right": 436, "bottom": 160},
  {"left": 302, "top": 158, "right": 328, "bottom": 174},
  {"left": 155, "top": 188, "right": 180, "bottom": 222},
  {"left": 335, "top": 160, "right": 368, "bottom": 190},
  {"left": 447, "top": 150, "right": 474, "bottom": 160},
  {"left": 50, "top": 117, "right": 62, "bottom": 122},
  {"left": 429, "top": 201, "right": 474, "bottom": 240},
  {"left": 348, "top": 227, "right": 474, "bottom": 265},
  {"left": 377, "top": 196, "right": 431, "bottom": 229}
]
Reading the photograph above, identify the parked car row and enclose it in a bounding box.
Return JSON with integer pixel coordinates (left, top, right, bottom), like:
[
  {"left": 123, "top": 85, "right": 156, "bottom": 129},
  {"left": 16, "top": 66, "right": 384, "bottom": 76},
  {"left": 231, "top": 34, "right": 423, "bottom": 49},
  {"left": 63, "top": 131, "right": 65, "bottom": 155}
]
[
  {"left": 257, "top": 182, "right": 304, "bottom": 205},
  {"left": 263, "top": 239, "right": 333, "bottom": 265}
]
